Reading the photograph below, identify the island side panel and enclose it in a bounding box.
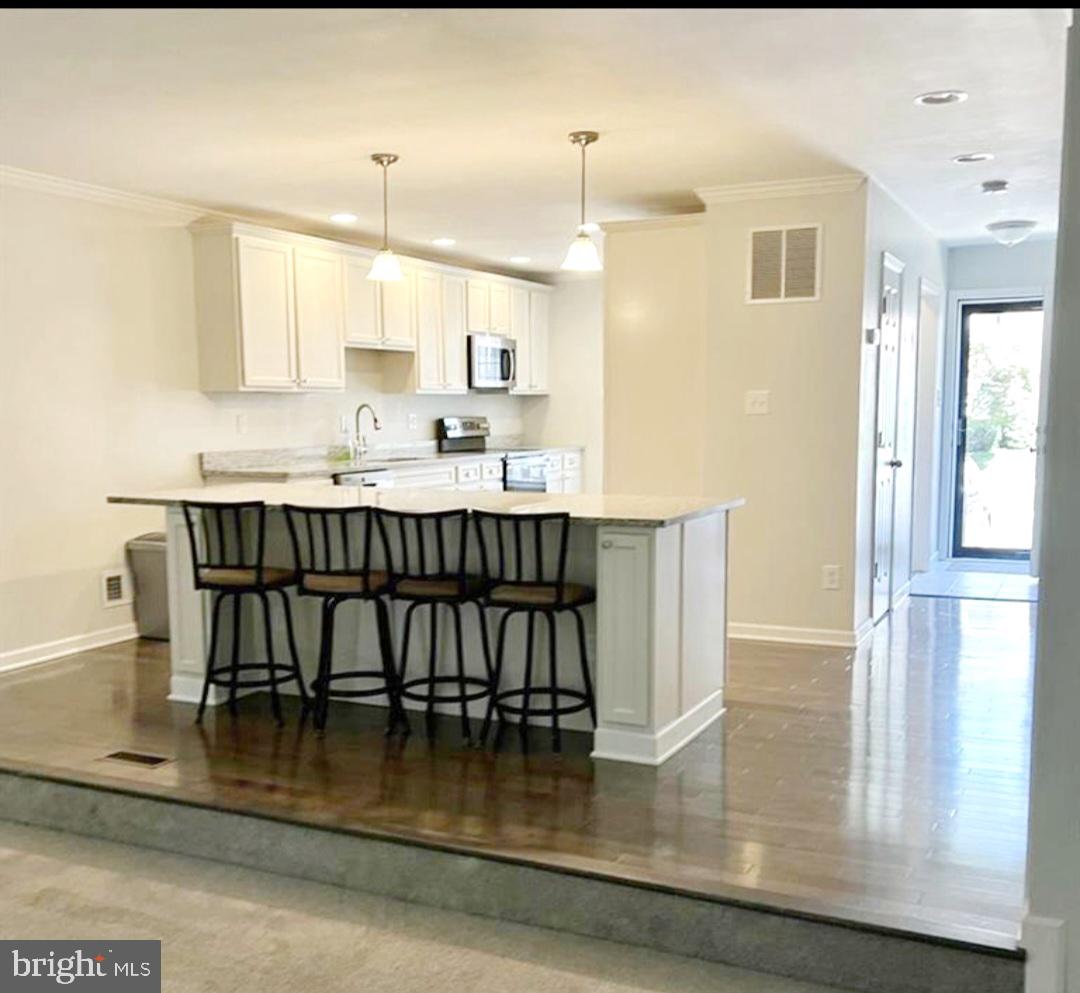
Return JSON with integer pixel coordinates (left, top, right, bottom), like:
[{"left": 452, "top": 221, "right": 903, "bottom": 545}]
[
  {"left": 164, "top": 505, "right": 211, "bottom": 703},
  {"left": 680, "top": 510, "right": 728, "bottom": 712}
]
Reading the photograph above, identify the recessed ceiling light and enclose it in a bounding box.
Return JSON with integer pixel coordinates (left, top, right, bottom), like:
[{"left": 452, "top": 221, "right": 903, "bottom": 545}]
[
  {"left": 981, "top": 179, "right": 1009, "bottom": 195},
  {"left": 432, "top": 237, "right": 456, "bottom": 248},
  {"left": 509, "top": 256, "right": 531, "bottom": 265},
  {"left": 329, "top": 212, "right": 358, "bottom": 225},
  {"left": 953, "top": 152, "right": 994, "bottom": 164},
  {"left": 914, "top": 89, "right": 968, "bottom": 106}
]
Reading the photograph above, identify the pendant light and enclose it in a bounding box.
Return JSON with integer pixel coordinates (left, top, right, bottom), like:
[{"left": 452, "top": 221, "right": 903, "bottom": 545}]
[
  {"left": 561, "top": 130, "right": 602, "bottom": 272},
  {"left": 368, "top": 153, "right": 403, "bottom": 281}
]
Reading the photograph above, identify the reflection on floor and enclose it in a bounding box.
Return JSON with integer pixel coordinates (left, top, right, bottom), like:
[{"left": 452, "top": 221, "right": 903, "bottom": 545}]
[
  {"left": 910, "top": 560, "right": 1039, "bottom": 602},
  {"left": 0, "top": 598, "right": 1034, "bottom": 949}
]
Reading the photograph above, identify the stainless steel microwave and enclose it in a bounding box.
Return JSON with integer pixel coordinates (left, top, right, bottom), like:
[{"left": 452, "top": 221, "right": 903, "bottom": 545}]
[{"left": 467, "top": 333, "right": 516, "bottom": 391}]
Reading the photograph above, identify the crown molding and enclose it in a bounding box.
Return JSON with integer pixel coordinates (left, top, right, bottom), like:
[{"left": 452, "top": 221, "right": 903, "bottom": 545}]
[
  {"left": 600, "top": 212, "right": 704, "bottom": 234},
  {"left": 0, "top": 164, "right": 217, "bottom": 221},
  {"left": 695, "top": 173, "right": 866, "bottom": 206}
]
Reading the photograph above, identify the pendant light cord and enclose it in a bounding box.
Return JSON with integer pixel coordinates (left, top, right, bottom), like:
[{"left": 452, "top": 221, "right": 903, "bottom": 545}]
[
  {"left": 580, "top": 141, "right": 587, "bottom": 229},
  {"left": 382, "top": 161, "right": 389, "bottom": 251}
]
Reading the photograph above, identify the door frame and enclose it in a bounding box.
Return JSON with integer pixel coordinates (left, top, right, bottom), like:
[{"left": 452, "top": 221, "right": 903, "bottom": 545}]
[{"left": 937, "top": 287, "right": 1046, "bottom": 564}]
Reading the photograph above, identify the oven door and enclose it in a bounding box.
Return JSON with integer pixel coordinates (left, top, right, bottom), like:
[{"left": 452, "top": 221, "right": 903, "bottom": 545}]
[{"left": 468, "top": 333, "right": 516, "bottom": 390}]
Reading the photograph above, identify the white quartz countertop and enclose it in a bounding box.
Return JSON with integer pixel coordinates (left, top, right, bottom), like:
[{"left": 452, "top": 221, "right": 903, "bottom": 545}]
[{"left": 108, "top": 483, "right": 744, "bottom": 528}]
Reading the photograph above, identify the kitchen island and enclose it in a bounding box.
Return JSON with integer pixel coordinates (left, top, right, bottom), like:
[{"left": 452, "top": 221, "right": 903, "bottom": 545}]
[{"left": 108, "top": 484, "right": 743, "bottom": 765}]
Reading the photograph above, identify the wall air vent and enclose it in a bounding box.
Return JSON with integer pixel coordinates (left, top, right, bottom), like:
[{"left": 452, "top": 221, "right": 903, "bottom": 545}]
[
  {"left": 747, "top": 225, "right": 821, "bottom": 303},
  {"left": 101, "top": 569, "right": 133, "bottom": 607}
]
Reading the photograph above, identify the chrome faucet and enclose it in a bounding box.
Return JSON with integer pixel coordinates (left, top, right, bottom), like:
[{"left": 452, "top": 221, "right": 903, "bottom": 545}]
[{"left": 352, "top": 403, "right": 381, "bottom": 460}]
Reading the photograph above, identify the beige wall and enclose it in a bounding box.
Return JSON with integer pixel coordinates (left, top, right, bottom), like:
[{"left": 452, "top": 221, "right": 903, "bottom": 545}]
[
  {"left": 522, "top": 274, "right": 604, "bottom": 493},
  {"left": 855, "top": 182, "right": 946, "bottom": 621},
  {"left": 701, "top": 188, "right": 868, "bottom": 637},
  {"left": 602, "top": 218, "right": 707, "bottom": 496},
  {"left": 0, "top": 182, "right": 527, "bottom": 660}
]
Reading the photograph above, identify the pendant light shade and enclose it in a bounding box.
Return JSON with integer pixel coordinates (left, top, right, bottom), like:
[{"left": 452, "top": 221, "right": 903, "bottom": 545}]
[
  {"left": 986, "top": 219, "right": 1037, "bottom": 247},
  {"left": 368, "top": 153, "right": 403, "bottom": 282},
  {"left": 561, "top": 131, "right": 602, "bottom": 272}
]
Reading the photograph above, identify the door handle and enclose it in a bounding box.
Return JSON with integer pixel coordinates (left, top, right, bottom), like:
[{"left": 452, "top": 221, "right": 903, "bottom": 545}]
[{"left": 887, "top": 459, "right": 903, "bottom": 469}]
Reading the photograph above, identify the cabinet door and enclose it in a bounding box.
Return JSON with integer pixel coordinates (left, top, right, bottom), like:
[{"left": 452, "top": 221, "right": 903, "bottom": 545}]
[
  {"left": 293, "top": 245, "right": 345, "bottom": 390},
  {"left": 529, "top": 290, "right": 550, "bottom": 393},
  {"left": 343, "top": 254, "right": 382, "bottom": 347},
  {"left": 414, "top": 269, "right": 444, "bottom": 392},
  {"left": 235, "top": 235, "right": 297, "bottom": 390},
  {"left": 381, "top": 267, "right": 416, "bottom": 349},
  {"left": 489, "top": 283, "right": 510, "bottom": 333},
  {"left": 509, "top": 286, "right": 531, "bottom": 394},
  {"left": 466, "top": 279, "right": 490, "bottom": 331},
  {"left": 441, "top": 275, "right": 468, "bottom": 393}
]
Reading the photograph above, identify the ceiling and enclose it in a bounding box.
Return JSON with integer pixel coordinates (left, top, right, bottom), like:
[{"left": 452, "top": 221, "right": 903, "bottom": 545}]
[{"left": 0, "top": 9, "right": 1067, "bottom": 274}]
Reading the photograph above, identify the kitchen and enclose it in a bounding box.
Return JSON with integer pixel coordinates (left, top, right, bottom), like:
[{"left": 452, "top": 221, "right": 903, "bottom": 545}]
[{"left": 1, "top": 9, "right": 1077, "bottom": 993}]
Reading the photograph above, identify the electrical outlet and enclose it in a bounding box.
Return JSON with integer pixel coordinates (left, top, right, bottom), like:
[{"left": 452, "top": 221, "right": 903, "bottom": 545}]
[
  {"left": 235, "top": 413, "right": 248, "bottom": 435},
  {"left": 407, "top": 413, "right": 418, "bottom": 431},
  {"left": 339, "top": 414, "right": 350, "bottom": 433},
  {"left": 821, "top": 565, "right": 841, "bottom": 591},
  {"left": 745, "top": 390, "right": 770, "bottom": 415}
]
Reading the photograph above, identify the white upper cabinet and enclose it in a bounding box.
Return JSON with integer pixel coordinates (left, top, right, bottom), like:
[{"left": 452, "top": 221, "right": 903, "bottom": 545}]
[
  {"left": 342, "top": 254, "right": 382, "bottom": 347},
  {"left": 235, "top": 235, "right": 297, "bottom": 390},
  {"left": 415, "top": 269, "right": 468, "bottom": 395},
  {"left": 380, "top": 266, "right": 416, "bottom": 349},
  {"left": 293, "top": 245, "right": 345, "bottom": 390},
  {"left": 441, "top": 275, "right": 468, "bottom": 392},
  {"left": 466, "top": 279, "right": 490, "bottom": 331},
  {"left": 489, "top": 283, "right": 510, "bottom": 333},
  {"left": 510, "top": 287, "right": 550, "bottom": 395}
]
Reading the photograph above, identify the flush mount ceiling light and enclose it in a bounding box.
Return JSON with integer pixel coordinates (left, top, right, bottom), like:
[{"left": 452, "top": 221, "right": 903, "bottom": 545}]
[
  {"left": 561, "top": 130, "right": 603, "bottom": 272},
  {"left": 953, "top": 152, "right": 994, "bottom": 164},
  {"left": 368, "top": 153, "right": 403, "bottom": 282},
  {"left": 981, "top": 179, "right": 1009, "bottom": 195},
  {"left": 986, "top": 219, "right": 1037, "bottom": 247},
  {"left": 432, "top": 237, "right": 456, "bottom": 248},
  {"left": 329, "top": 212, "right": 358, "bottom": 225},
  {"left": 914, "top": 89, "right": 968, "bottom": 106}
]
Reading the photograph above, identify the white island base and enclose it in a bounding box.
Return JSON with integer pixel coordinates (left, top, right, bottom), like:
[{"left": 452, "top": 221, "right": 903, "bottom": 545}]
[{"left": 112, "top": 486, "right": 742, "bottom": 766}]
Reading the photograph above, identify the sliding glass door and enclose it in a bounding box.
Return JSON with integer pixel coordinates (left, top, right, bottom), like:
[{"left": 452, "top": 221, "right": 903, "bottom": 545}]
[{"left": 952, "top": 299, "right": 1044, "bottom": 559}]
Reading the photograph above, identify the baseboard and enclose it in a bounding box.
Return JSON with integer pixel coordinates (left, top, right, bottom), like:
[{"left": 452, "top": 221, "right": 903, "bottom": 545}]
[
  {"left": 592, "top": 690, "right": 725, "bottom": 765},
  {"left": 728, "top": 622, "right": 862, "bottom": 648},
  {"left": 0, "top": 623, "right": 138, "bottom": 675},
  {"left": 891, "top": 581, "right": 912, "bottom": 608},
  {"left": 1022, "top": 914, "right": 1066, "bottom": 993}
]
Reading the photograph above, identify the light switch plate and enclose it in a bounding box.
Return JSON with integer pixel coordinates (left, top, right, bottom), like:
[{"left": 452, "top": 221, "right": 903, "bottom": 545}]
[
  {"left": 745, "top": 390, "right": 770, "bottom": 415},
  {"left": 407, "top": 413, "right": 418, "bottom": 431},
  {"left": 821, "top": 565, "right": 841, "bottom": 590}
]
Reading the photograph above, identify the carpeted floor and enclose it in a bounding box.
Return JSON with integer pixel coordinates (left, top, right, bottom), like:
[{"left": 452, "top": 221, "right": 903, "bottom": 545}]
[{"left": 0, "top": 822, "right": 848, "bottom": 993}]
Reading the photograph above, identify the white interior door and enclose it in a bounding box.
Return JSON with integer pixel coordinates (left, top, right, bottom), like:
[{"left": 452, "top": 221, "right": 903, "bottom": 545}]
[{"left": 872, "top": 252, "right": 905, "bottom": 622}]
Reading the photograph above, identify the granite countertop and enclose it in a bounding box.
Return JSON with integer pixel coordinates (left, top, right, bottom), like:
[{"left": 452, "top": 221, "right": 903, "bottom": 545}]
[
  {"left": 108, "top": 483, "right": 744, "bottom": 529},
  {"left": 199, "top": 444, "right": 583, "bottom": 481}
]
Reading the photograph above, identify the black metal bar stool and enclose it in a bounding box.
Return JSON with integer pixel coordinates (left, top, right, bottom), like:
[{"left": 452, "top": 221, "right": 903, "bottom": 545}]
[
  {"left": 473, "top": 510, "right": 596, "bottom": 753},
  {"left": 377, "top": 507, "right": 493, "bottom": 744},
  {"left": 181, "top": 500, "right": 308, "bottom": 726},
  {"left": 283, "top": 504, "right": 407, "bottom": 735}
]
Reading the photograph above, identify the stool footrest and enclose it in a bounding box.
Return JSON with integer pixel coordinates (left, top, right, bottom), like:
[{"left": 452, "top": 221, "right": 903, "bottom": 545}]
[
  {"left": 494, "top": 686, "right": 590, "bottom": 718},
  {"left": 401, "top": 674, "right": 492, "bottom": 705},
  {"left": 206, "top": 663, "right": 305, "bottom": 692},
  {"left": 315, "top": 669, "right": 395, "bottom": 700}
]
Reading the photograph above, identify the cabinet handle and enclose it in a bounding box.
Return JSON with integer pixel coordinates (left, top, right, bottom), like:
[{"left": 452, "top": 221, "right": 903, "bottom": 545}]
[{"left": 601, "top": 540, "right": 614, "bottom": 550}]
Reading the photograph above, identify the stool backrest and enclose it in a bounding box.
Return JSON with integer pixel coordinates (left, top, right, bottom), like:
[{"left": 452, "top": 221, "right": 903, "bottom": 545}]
[
  {"left": 282, "top": 504, "right": 382, "bottom": 578},
  {"left": 376, "top": 508, "right": 469, "bottom": 591},
  {"left": 472, "top": 511, "right": 571, "bottom": 598},
  {"left": 181, "top": 500, "right": 267, "bottom": 588}
]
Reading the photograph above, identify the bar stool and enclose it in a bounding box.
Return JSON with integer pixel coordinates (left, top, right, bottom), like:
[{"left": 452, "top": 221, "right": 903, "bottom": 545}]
[
  {"left": 181, "top": 500, "right": 308, "bottom": 726},
  {"left": 377, "top": 507, "right": 492, "bottom": 744},
  {"left": 282, "top": 504, "right": 407, "bottom": 735},
  {"left": 473, "top": 511, "right": 596, "bottom": 752}
]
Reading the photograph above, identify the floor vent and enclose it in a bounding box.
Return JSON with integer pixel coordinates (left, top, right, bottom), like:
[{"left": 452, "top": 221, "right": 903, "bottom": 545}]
[{"left": 102, "top": 750, "right": 170, "bottom": 767}]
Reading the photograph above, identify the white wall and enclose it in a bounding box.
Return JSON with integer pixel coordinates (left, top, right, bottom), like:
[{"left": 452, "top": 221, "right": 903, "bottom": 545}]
[
  {"left": 856, "top": 182, "right": 946, "bottom": 616},
  {"left": 948, "top": 239, "right": 1058, "bottom": 291},
  {"left": 0, "top": 181, "right": 528, "bottom": 661},
  {"left": 1025, "top": 16, "right": 1079, "bottom": 992},
  {"left": 522, "top": 274, "right": 604, "bottom": 493}
]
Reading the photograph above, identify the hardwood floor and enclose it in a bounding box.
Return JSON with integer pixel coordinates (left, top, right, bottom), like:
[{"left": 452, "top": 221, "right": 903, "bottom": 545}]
[{"left": 0, "top": 597, "right": 1033, "bottom": 949}]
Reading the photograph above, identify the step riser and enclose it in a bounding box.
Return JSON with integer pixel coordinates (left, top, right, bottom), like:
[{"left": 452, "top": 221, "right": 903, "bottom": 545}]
[{"left": 0, "top": 771, "right": 1022, "bottom": 993}]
